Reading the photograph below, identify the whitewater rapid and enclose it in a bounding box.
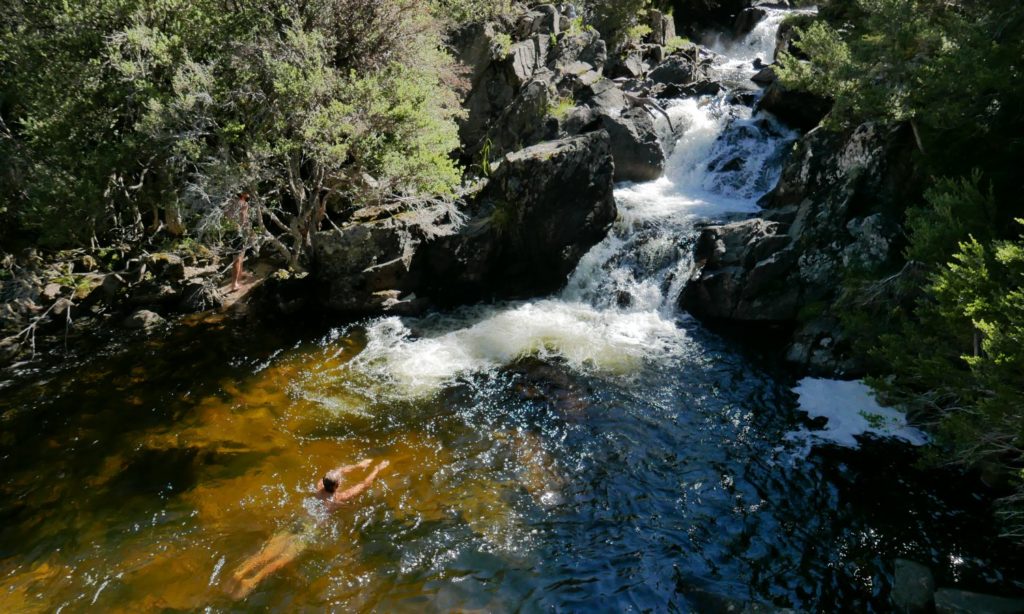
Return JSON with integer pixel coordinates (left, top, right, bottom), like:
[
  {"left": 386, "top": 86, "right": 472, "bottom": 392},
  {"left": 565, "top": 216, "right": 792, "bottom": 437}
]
[{"left": 335, "top": 11, "right": 801, "bottom": 400}]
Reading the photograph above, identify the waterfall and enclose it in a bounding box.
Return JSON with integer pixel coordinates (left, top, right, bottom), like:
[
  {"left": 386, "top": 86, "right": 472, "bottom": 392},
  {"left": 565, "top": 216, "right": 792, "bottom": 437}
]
[{"left": 338, "top": 11, "right": 803, "bottom": 400}]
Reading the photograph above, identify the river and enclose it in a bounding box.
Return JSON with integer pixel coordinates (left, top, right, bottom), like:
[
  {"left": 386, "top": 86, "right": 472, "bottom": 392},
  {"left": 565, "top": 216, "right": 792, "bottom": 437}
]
[{"left": 1, "top": 8, "right": 1022, "bottom": 612}]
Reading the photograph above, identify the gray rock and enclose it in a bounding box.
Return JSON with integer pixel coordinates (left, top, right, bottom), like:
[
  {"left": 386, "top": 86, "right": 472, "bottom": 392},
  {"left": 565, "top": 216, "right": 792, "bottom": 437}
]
[
  {"left": 649, "top": 55, "right": 701, "bottom": 86},
  {"left": 582, "top": 77, "right": 626, "bottom": 113},
  {"left": 601, "top": 108, "right": 665, "bottom": 182},
  {"left": 891, "top": 559, "right": 935, "bottom": 614},
  {"left": 751, "top": 65, "right": 776, "bottom": 85},
  {"left": 610, "top": 52, "right": 646, "bottom": 79},
  {"left": 757, "top": 79, "right": 831, "bottom": 131},
  {"left": 683, "top": 120, "right": 919, "bottom": 374},
  {"left": 145, "top": 252, "right": 186, "bottom": 281},
  {"left": 734, "top": 7, "right": 768, "bottom": 37},
  {"left": 646, "top": 9, "right": 677, "bottom": 46},
  {"left": 123, "top": 309, "right": 165, "bottom": 331},
  {"left": 934, "top": 589, "right": 1024, "bottom": 614},
  {"left": 477, "top": 79, "right": 555, "bottom": 159},
  {"left": 682, "top": 218, "right": 800, "bottom": 322},
  {"left": 312, "top": 132, "right": 616, "bottom": 314}
]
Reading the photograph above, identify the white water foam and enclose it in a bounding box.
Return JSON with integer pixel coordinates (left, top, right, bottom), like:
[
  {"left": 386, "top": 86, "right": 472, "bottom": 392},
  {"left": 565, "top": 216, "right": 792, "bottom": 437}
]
[
  {"left": 348, "top": 302, "right": 685, "bottom": 399},
  {"left": 334, "top": 12, "right": 802, "bottom": 400},
  {"left": 786, "top": 378, "right": 929, "bottom": 449},
  {"left": 707, "top": 7, "right": 818, "bottom": 84}
]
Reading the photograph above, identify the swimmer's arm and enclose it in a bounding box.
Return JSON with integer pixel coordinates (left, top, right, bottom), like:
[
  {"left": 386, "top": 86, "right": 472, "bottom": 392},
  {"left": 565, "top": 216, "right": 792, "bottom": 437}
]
[
  {"left": 333, "top": 458, "right": 374, "bottom": 475},
  {"left": 332, "top": 461, "right": 388, "bottom": 504}
]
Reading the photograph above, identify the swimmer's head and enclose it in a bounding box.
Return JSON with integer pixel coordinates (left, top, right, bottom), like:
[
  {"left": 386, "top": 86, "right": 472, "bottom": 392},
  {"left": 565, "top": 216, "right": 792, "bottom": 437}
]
[{"left": 321, "top": 470, "right": 342, "bottom": 494}]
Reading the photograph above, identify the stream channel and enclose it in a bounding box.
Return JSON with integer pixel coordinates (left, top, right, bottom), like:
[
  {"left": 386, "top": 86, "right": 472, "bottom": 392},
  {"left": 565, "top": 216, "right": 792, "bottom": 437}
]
[{"left": 1, "top": 8, "right": 1022, "bottom": 612}]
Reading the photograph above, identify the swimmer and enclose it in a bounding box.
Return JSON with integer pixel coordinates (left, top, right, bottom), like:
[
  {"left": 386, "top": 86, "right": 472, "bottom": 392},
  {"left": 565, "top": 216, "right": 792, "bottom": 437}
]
[{"left": 226, "top": 458, "right": 390, "bottom": 599}]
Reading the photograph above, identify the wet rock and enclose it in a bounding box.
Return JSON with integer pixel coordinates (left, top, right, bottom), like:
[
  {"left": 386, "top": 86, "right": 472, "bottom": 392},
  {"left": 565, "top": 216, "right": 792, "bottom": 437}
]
[
  {"left": 751, "top": 65, "right": 776, "bottom": 85},
  {"left": 891, "top": 559, "right": 935, "bottom": 614},
  {"left": 757, "top": 80, "right": 831, "bottom": 131},
  {"left": 601, "top": 107, "right": 666, "bottom": 182},
  {"left": 649, "top": 55, "right": 701, "bottom": 86},
  {"left": 682, "top": 219, "right": 798, "bottom": 322},
  {"left": 682, "top": 121, "right": 919, "bottom": 374},
  {"left": 314, "top": 132, "right": 616, "bottom": 313},
  {"left": 419, "top": 131, "right": 616, "bottom": 302},
  {"left": 734, "top": 7, "right": 768, "bottom": 37},
  {"left": 934, "top": 589, "right": 1024, "bottom": 614},
  {"left": 123, "top": 309, "right": 165, "bottom": 331},
  {"left": 145, "top": 252, "right": 186, "bottom": 281}
]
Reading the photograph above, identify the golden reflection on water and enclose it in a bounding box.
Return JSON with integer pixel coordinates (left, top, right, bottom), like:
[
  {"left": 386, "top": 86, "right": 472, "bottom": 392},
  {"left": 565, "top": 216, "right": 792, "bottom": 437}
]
[{"left": 0, "top": 327, "right": 562, "bottom": 611}]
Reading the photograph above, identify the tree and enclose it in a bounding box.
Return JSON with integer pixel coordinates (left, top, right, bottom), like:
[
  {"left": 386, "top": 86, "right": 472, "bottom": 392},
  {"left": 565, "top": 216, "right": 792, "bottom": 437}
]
[{"left": 0, "top": 0, "right": 465, "bottom": 265}]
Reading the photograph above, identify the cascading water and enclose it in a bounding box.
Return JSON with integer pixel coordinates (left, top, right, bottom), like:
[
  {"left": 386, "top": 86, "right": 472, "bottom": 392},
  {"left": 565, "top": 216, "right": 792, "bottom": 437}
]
[
  {"left": 341, "top": 25, "right": 799, "bottom": 399},
  {"left": 4, "top": 8, "right": 1021, "bottom": 613}
]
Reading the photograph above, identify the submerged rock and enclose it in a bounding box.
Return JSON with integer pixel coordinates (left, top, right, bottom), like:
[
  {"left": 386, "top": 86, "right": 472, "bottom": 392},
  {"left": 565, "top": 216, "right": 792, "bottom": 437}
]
[
  {"left": 123, "top": 309, "right": 165, "bottom": 331},
  {"left": 934, "top": 589, "right": 1024, "bottom": 614},
  {"left": 891, "top": 559, "right": 936, "bottom": 614}
]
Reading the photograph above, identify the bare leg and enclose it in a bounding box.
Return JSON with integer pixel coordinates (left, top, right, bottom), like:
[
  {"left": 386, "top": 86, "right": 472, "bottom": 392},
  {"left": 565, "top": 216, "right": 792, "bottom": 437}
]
[
  {"left": 228, "top": 532, "right": 303, "bottom": 599},
  {"left": 231, "top": 252, "right": 244, "bottom": 291}
]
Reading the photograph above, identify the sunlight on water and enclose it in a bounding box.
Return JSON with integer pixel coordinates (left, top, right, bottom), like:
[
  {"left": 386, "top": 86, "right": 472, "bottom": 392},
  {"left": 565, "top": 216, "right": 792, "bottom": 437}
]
[{"left": 4, "top": 8, "right": 1014, "bottom": 612}]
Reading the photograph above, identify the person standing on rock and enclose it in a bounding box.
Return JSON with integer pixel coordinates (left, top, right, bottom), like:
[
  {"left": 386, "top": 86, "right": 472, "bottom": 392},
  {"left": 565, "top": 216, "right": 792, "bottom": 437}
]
[{"left": 229, "top": 192, "right": 252, "bottom": 292}]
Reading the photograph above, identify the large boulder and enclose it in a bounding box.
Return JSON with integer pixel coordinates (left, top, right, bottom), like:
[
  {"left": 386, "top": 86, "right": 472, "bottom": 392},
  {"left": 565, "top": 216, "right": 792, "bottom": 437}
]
[
  {"left": 757, "top": 80, "right": 831, "bottom": 131},
  {"left": 682, "top": 122, "right": 920, "bottom": 374},
  {"left": 311, "top": 132, "right": 617, "bottom": 314},
  {"left": 649, "top": 54, "right": 702, "bottom": 86},
  {"left": 681, "top": 218, "right": 798, "bottom": 321},
  {"left": 891, "top": 559, "right": 936, "bottom": 614},
  {"left": 418, "top": 131, "right": 617, "bottom": 302},
  {"left": 668, "top": 0, "right": 753, "bottom": 33},
  {"left": 734, "top": 7, "right": 767, "bottom": 37},
  {"left": 601, "top": 108, "right": 666, "bottom": 182},
  {"left": 311, "top": 203, "right": 462, "bottom": 314}
]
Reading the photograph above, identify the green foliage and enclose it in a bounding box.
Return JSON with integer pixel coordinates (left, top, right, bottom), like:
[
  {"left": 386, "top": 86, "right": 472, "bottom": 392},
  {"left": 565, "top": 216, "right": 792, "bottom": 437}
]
[
  {"left": 588, "top": 0, "right": 650, "bottom": 48},
  {"left": 665, "top": 36, "right": 691, "bottom": 54},
  {"left": 777, "top": 0, "right": 1024, "bottom": 183},
  {"left": 905, "top": 172, "right": 997, "bottom": 264},
  {"left": 786, "top": 0, "right": 1024, "bottom": 537},
  {"left": 432, "top": 0, "right": 511, "bottom": 25},
  {"left": 491, "top": 32, "right": 514, "bottom": 59},
  {"left": 887, "top": 227, "right": 1024, "bottom": 535},
  {"left": 547, "top": 95, "right": 576, "bottom": 121},
  {"left": 0, "top": 0, "right": 465, "bottom": 261}
]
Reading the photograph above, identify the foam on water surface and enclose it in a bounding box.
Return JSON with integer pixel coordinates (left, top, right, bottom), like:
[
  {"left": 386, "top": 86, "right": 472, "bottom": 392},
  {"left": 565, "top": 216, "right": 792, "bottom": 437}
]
[
  {"left": 787, "top": 378, "right": 929, "bottom": 449},
  {"left": 347, "top": 301, "right": 687, "bottom": 399}
]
